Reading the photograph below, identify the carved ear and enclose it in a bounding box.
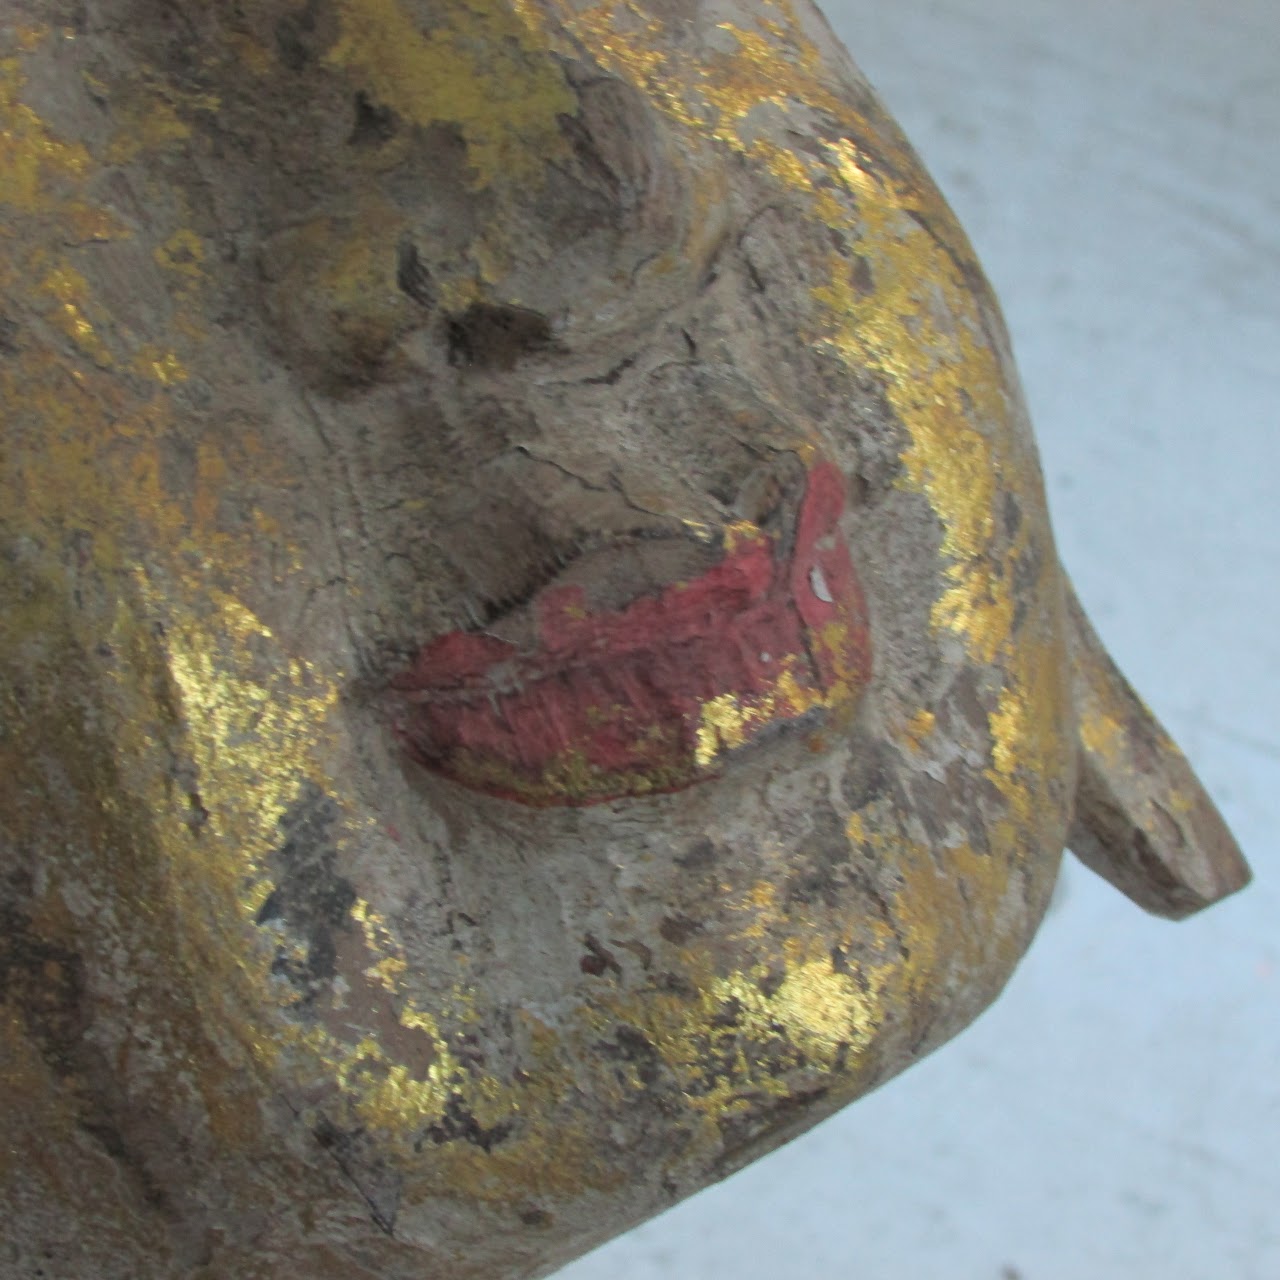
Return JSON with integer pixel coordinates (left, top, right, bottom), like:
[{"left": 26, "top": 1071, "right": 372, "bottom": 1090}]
[{"left": 1066, "top": 587, "right": 1251, "bottom": 918}]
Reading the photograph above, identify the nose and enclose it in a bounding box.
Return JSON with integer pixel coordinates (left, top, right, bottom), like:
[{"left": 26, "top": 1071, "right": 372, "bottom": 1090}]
[{"left": 390, "top": 461, "right": 871, "bottom": 805}]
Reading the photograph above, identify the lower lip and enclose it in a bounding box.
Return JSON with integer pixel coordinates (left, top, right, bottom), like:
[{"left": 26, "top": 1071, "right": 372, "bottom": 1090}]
[{"left": 391, "top": 462, "right": 871, "bottom": 806}]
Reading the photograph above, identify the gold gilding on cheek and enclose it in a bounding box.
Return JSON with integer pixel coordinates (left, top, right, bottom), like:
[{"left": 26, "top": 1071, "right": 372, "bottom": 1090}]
[
  {"left": 0, "top": 53, "right": 360, "bottom": 1151},
  {"left": 807, "top": 138, "right": 1071, "bottom": 892},
  {"left": 0, "top": 59, "right": 191, "bottom": 387},
  {"left": 159, "top": 594, "right": 341, "bottom": 903},
  {"left": 809, "top": 137, "right": 1024, "bottom": 667},
  {"left": 152, "top": 583, "right": 615, "bottom": 1195},
  {"left": 555, "top": 3, "right": 702, "bottom": 130},
  {"left": 159, "top": 599, "right": 607, "bottom": 1190},
  {"left": 615, "top": 948, "right": 892, "bottom": 1112},
  {"left": 25, "top": 259, "right": 189, "bottom": 385},
  {"left": 903, "top": 708, "right": 936, "bottom": 754},
  {"left": 36, "top": 264, "right": 113, "bottom": 366},
  {"left": 130, "top": 345, "right": 188, "bottom": 385},
  {"left": 982, "top": 622, "right": 1070, "bottom": 837},
  {"left": 0, "top": 56, "right": 90, "bottom": 212}
]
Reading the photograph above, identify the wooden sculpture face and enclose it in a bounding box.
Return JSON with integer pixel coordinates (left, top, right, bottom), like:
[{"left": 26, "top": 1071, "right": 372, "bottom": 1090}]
[{"left": 1, "top": 2, "right": 1203, "bottom": 1276}]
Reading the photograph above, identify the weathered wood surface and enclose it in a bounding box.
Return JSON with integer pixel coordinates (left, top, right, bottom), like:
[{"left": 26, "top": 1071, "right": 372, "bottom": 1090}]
[{"left": 0, "top": 2, "right": 1248, "bottom": 1276}]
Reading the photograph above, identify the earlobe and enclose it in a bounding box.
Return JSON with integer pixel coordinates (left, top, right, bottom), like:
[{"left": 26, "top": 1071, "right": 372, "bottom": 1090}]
[{"left": 1066, "top": 586, "right": 1250, "bottom": 918}]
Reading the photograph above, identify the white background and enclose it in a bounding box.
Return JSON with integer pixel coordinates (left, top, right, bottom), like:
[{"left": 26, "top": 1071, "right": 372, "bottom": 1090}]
[{"left": 559, "top": 0, "right": 1279, "bottom": 1276}]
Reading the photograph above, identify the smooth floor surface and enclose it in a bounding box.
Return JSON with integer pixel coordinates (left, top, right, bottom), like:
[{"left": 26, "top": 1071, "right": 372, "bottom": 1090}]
[{"left": 558, "top": 1, "right": 1278, "bottom": 1277}]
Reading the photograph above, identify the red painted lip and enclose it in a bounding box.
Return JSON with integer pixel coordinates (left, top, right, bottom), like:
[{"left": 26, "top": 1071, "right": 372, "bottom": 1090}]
[{"left": 391, "top": 462, "right": 871, "bottom": 806}]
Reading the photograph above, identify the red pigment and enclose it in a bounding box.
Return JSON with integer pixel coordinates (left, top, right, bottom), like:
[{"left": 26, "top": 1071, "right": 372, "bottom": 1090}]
[{"left": 392, "top": 462, "right": 871, "bottom": 804}]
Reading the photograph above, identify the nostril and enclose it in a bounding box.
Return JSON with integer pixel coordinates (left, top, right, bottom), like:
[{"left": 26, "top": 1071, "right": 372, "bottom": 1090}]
[{"left": 445, "top": 302, "right": 555, "bottom": 370}]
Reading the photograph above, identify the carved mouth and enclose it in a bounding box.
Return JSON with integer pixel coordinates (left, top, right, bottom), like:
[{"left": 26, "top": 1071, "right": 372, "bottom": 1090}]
[{"left": 389, "top": 462, "right": 871, "bottom": 806}]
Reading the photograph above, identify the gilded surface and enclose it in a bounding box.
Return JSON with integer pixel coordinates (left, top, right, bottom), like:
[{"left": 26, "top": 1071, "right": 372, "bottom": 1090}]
[{"left": 2, "top": 3, "right": 1213, "bottom": 1275}]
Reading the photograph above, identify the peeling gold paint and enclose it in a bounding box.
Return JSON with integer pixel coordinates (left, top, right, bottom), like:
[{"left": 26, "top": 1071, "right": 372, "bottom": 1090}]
[
  {"left": 0, "top": 57, "right": 91, "bottom": 212},
  {"left": 153, "top": 228, "right": 206, "bottom": 281},
  {"left": 904, "top": 709, "right": 936, "bottom": 753},
  {"left": 696, "top": 692, "right": 754, "bottom": 763},
  {"left": 1079, "top": 702, "right": 1126, "bottom": 767},
  {"left": 694, "top": 649, "right": 856, "bottom": 769},
  {"left": 811, "top": 135, "right": 1025, "bottom": 669},
  {"left": 130, "top": 345, "right": 188, "bottom": 385},
  {"left": 325, "top": 0, "right": 576, "bottom": 187},
  {"left": 36, "top": 264, "right": 113, "bottom": 364},
  {"left": 587, "top": 934, "right": 894, "bottom": 1122},
  {"left": 105, "top": 98, "right": 191, "bottom": 164}
]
